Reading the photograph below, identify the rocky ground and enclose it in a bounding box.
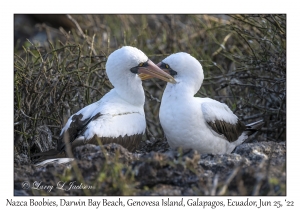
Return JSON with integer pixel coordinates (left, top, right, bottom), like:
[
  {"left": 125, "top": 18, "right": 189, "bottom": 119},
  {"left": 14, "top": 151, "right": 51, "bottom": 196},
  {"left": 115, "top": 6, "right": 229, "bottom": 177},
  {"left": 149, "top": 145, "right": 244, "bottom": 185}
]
[{"left": 14, "top": 138, "right": 286, "bottom": 196}]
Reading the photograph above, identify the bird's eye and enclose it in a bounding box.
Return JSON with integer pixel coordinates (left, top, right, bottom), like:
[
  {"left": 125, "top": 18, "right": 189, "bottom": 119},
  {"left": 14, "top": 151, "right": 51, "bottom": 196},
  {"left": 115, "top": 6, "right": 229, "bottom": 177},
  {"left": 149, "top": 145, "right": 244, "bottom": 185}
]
[
  {"left": 161, "top": 62, "right": 170, "bottom": 69},
  {"left": 139, "top": 62, "right": 144, "bottom": 67}
]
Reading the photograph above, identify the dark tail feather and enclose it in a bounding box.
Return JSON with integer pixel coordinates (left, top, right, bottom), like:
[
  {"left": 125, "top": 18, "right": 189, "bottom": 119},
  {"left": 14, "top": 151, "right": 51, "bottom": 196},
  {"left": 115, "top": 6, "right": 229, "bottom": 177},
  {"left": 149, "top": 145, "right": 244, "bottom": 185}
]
[
  {"left": 231, "top": 120, "right": 264, "bottom": 153},
  {"left": 31, "top": 149, "right": 66, "bottom": 164},
  {"left": 244, "top": 119, "right": 264, "bottom": 136}
]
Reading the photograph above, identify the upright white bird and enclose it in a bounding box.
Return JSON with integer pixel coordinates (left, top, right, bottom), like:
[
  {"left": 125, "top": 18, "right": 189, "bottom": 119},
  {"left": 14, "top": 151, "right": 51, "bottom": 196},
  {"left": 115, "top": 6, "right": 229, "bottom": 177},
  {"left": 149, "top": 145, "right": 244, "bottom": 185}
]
[
  {"left": 156, "top": 52, "right": 263, "bottom": 154},
  {"left": 33, "top": 46, "right": 176, "bottom": 162}
]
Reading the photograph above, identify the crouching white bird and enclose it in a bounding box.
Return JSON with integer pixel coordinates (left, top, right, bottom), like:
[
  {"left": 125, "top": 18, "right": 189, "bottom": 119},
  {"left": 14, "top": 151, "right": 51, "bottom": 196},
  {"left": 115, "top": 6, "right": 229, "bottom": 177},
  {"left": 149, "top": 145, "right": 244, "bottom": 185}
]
[
  {"left": 32, "top": 46, "right": 176, "bottom": 163},
  {"left": 157, "top": 52, "right": 264, "bottom": 154}
]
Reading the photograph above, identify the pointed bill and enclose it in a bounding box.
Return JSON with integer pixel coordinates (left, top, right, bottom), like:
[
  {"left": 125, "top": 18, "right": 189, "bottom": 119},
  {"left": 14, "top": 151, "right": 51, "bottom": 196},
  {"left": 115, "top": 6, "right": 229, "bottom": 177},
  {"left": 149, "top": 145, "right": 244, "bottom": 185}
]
[{"left": 138, "top": 60, "right": 176, "bottom": 84}]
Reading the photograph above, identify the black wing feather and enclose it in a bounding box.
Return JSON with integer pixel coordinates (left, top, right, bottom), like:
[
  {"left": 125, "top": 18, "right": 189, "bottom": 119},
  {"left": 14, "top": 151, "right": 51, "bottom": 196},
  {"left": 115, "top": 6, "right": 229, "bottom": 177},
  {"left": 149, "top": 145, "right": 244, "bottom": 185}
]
[
  {"left": 207, "top": 119, "right": 246, "bottom": 142},
  {"left": 58, "top": 112, "right": 102, "bottom": 151}
]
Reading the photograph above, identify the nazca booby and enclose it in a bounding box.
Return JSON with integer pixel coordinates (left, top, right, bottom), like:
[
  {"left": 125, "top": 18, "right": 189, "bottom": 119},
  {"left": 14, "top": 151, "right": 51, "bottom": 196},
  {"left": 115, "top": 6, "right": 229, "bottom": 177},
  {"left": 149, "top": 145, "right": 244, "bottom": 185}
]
[
  {"left": 156, "top": 52, "right": 264, "bottom": 154},
  {"left": 32, "top": 46, "right": 176, "bottom": 163}
]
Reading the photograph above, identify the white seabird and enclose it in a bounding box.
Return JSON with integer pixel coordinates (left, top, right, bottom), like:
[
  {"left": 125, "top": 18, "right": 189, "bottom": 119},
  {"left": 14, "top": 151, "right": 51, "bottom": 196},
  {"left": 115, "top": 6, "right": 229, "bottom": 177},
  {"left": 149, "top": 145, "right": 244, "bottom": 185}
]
[
  {"left": 33, "top": 46, "right": 176, "bottom": 163},
  {"left": 156, "top": 52, "right": 264, "bottom": 154}
]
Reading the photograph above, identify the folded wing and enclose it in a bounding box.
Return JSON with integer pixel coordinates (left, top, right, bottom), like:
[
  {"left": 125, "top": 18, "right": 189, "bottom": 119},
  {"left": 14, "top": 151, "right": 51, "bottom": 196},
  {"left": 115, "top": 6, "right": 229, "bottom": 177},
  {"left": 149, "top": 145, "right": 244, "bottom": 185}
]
[{"left": 201, "top": 100, "right": 246, "bottom": 142}]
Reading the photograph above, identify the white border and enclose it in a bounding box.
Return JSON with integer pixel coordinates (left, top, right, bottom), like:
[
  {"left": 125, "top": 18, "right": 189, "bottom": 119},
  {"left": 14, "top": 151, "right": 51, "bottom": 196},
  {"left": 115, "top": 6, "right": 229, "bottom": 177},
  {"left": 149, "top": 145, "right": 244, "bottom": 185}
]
[{"left": 3, "top": 1, "right": 297, "bottom": 209}]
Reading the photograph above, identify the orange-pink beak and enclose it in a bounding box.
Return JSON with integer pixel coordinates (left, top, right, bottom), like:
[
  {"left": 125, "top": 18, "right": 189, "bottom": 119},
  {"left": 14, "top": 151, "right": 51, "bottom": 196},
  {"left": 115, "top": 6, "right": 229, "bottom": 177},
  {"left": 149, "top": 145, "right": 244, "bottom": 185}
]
[{"left": 138, "top": 60, "right": 176, "bottom": 84}]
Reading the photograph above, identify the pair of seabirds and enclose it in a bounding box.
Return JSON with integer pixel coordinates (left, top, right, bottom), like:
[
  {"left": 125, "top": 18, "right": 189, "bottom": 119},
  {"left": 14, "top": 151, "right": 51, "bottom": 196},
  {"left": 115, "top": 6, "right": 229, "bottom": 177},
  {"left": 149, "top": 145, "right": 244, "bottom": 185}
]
[{"left": 33, "top": 46, "right": 263, "bottom": 165}]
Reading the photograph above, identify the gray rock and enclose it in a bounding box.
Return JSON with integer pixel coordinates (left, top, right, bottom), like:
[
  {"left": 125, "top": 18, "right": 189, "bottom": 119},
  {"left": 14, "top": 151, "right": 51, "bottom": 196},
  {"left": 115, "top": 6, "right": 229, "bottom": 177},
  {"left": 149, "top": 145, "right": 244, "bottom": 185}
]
[{"left": 14, "top": 140, "right": 286, "bottom": 195}]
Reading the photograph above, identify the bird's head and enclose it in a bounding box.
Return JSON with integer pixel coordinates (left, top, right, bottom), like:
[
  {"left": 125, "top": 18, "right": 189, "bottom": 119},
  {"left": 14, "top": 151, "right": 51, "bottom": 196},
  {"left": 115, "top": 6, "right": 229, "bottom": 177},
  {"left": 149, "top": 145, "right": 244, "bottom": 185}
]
[
  {"left": 157, "top": 52, "right": 204, "bottom": 94},
  {"left": 106, "top": 46, "right": 176, "bottom": 87}
]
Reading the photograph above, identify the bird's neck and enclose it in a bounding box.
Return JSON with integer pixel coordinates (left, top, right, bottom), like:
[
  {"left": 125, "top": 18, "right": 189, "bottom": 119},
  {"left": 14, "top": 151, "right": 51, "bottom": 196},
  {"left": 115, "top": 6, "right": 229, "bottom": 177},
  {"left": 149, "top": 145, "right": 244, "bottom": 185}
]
[
  {"left": 163, "top": 81, "right": 198, "bottom": 101},
  {"left": 114, "top": 77, "right": 145, "bottom": 107}
]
